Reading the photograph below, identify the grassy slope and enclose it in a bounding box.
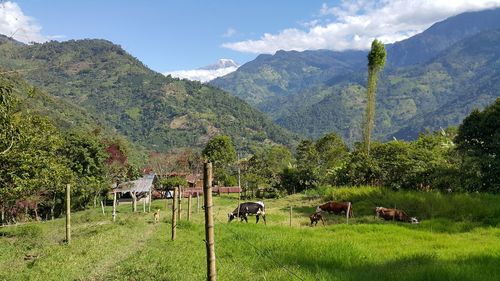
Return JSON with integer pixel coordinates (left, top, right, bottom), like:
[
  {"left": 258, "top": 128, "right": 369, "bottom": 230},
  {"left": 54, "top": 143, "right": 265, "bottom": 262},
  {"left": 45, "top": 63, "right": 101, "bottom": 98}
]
[{"left": 1, "top": 189, "right": 499, "bottom": 281}]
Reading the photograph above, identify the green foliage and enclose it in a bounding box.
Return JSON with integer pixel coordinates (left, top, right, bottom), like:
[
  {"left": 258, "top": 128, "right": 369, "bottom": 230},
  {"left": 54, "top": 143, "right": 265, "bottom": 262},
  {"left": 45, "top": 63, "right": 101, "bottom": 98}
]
[
  {"left": 0, "top": 38, "right": 297, "bottom": 152},
  {"left": 202, "top": 135, "right": 236, "bottom": 167},
  {"left": 367, "top": 39, "right": 387, "bottom": 71},
  {"left": 158, "top": 176, "right": 187, "bottom": 190},
  {"left": 363, "top": 39, "right": 387, "bottom": 154},
  {"left": 455, "top": 98, "right": 500, "bottom": 192},
  {"left": 202, "top": 135, "right": 237, "bottom": 186},
  {"left": 247, "top": 144, "right": 293, "bottom": 188},
  {"left": 213, "top": 28, "right": 500, "bottom": 145},
  {"left": 0, "top": 75, "right": 140, "bottom": 222}
]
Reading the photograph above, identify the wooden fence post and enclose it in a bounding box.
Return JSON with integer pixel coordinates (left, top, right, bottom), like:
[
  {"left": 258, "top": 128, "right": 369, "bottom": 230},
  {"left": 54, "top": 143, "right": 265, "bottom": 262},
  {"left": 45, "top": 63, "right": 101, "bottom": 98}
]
[
  {"left": 66, "top": 184, "right": 71, "bottom": 244},
  {"left": 143, "top": 197, "right": 146, "bottom": 213},
  {"left": 112, "top": 192, "right": 117, "bottom": 222},
  {"left": 101, "top": 200, "right": 105, "bottom": 216},
  {"left": 204, "top": 162, "right": 216, "bottom": 281},
  {"left": 187, "top": 194, "right": 192, "bottom": 221},
  {"left": 171, "top": 187, "right": 178, "bottom": 241},
  {"left": 289, "top": 206, "right": 292, "bottom": 227},
  {"left": 148, "top": 188, "right": 152, "bottom": 213},
  {"left": 178, "top": 186, "right": 182, "bottom": 221},
  {"left": 197, "top": 193, "right": 200, "bottom": 213},
  {"left": 346, "top": 202, "right": 351, "bottom": 224}
]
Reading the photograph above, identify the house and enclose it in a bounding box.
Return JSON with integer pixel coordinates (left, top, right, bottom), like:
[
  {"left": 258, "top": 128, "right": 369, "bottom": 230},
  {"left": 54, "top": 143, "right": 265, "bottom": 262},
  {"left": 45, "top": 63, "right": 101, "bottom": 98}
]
[{"left": 112, "top": 174, "right": 157, "bottom": 204}]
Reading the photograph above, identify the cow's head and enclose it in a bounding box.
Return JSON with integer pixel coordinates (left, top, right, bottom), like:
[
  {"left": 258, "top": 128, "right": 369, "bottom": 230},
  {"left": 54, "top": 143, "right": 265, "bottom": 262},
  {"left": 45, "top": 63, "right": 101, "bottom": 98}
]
[
  {"left": 228, "top": 213, "right": 236, "bottom": 222},
  {"left": 410, "top": 217, "right": 419, "bottom": 224}
]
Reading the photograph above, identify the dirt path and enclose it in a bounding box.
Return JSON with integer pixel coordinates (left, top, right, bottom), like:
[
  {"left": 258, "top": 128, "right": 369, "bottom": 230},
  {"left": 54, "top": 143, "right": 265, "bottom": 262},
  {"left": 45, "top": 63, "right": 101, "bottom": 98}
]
[{"left": 85, "top": 222, "right": 156, "bottom": 281}]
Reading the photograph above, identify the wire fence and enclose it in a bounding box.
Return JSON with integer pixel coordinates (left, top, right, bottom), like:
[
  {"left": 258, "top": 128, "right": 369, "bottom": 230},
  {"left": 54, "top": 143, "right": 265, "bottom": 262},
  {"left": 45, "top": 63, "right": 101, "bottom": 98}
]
[{"left": 211, "top": 211, "right": 313, "bottom": 281}]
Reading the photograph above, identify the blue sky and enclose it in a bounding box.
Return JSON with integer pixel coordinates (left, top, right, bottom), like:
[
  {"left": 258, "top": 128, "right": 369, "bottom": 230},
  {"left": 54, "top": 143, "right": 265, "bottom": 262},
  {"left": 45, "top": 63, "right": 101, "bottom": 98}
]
[
  {"left": 2, "top": 0, "right": 500, "bottom": 79},
  {"left": 6, "top": 0, "right": 326, "bottom": 71}
]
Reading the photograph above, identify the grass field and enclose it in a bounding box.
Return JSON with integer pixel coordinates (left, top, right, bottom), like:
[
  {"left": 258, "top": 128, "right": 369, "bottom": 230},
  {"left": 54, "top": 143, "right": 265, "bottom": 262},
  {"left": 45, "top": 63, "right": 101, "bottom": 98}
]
[{"left": 1, "top": 187, "right": 499, "bottom": 281}]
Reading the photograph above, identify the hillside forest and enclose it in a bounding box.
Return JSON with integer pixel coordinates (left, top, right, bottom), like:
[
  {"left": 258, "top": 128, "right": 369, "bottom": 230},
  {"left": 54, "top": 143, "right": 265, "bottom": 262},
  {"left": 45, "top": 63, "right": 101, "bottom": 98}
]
[{"left": 1, "top": 69, "right": 498, "bottom": 224}]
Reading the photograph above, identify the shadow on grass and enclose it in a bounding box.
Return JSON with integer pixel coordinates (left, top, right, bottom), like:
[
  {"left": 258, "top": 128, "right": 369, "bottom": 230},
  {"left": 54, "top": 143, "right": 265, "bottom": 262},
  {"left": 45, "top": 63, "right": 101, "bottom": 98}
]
[{"left": 284, "top": 252, "right": 500, "bottom": 281}]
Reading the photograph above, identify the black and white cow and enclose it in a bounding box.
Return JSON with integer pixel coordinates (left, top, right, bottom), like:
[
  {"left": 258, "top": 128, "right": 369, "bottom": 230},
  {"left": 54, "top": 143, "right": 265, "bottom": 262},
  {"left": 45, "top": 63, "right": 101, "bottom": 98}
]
[{"left": 228, "top": 201, "right": 266, "bottom": 224}]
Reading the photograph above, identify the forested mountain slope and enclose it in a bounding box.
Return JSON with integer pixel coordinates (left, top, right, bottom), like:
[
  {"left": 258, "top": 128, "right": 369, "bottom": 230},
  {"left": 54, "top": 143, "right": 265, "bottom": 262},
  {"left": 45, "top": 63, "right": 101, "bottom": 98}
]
[
  {"left": 212, "top": 8, "right": 500, "bottom": 143},
  {"left": 0, "top": 37, "right": 296, "bottom": 151}
]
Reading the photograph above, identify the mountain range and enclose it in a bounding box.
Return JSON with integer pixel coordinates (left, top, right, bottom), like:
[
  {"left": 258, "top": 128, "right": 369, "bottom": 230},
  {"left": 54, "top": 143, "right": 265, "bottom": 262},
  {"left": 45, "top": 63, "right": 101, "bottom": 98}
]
[
  {"left": 0, "top": 37, "right": 295, "bottom": 152},
  {"left": 212, "top": 8, "right": 500, "bottom": 143}
]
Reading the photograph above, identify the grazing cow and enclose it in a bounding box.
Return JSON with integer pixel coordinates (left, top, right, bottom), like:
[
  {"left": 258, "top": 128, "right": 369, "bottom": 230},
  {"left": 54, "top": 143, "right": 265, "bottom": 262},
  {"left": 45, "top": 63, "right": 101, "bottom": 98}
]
[
  {"left": 375, "top": 207, "right": 419, "bottom": 224},
  {"left": 316, "top": 201, "right": 353, "bottom": 218},
  {"left": 228, "top": 201, "right": 266, "bottom": 224},
  {"left": 309, "top": 212, "right": 325, "bottom": 226},
  {"left": 153, "top": 209, "right": 160, "bottom": 224}
]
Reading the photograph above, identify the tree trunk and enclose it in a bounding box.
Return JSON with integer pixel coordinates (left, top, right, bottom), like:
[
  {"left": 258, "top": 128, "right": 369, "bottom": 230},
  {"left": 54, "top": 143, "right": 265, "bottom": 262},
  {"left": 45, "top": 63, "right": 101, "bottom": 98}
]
[{"left": 34, "top": 203, "right": 39, "bottom": 222}]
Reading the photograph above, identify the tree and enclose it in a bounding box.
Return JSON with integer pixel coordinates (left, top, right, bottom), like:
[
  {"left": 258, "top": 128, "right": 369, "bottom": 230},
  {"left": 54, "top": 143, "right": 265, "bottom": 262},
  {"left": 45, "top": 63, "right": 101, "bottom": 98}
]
[
  {"left": 202, "top": 135, "right": 237, "bottom": 186},
  {"left": 0, "top": 79, "right": 18, "bottom": 155},
  {"left": 247, "top": 145, "right": 293, "bottom": 188},
  {"left": 363, "top": 39, "right": 386, "bottom": 155},
  {"left": 315, "top": 133, "right": 349, "bottom": 184},
  {"left": 294, "top": 140, "right": 320, "bottom": 191},
  {"left": 455, "top": 98, "right": 500, "bottom": 192}
]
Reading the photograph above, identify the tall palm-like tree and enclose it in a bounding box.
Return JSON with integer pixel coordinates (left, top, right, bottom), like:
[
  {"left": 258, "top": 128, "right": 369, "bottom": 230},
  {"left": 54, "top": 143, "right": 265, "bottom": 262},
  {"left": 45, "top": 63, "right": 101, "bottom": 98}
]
[{"left": 363, "top": 39, "right": 386, "bottom": 155}]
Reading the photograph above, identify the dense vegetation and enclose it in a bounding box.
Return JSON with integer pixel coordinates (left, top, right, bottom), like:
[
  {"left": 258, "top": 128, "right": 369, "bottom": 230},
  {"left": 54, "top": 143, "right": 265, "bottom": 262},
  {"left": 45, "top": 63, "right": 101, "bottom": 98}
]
[
  {"left": 1, "top": 191, "right": 499, "bottom": 281},
  {"left": 0, "top": 75, "right": 141, "bottom": 224},
  {"left": 212, "top": 9, "right": 500, "bottom": 144},
  {"left": 209, "top": 98, "right": 499, "bottom": 195},
  {"left": 0, "top": 36, "right": 297, "bottom": 152}
]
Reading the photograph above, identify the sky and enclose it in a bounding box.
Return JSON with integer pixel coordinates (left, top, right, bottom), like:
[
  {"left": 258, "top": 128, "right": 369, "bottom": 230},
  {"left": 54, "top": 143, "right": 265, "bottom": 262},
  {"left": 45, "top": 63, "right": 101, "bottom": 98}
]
[{"left": 2, "top": 0, "right": 500, "bottom": 81}]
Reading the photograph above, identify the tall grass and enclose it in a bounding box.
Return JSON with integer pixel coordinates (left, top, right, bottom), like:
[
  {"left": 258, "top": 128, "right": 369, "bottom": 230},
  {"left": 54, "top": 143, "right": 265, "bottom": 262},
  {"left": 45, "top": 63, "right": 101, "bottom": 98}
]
[
  {"left": 318, "top": 186, "right": 500, "bottom": 231},
  {"left": 0, "top": 192, "right": 499, "bottom": 281}
]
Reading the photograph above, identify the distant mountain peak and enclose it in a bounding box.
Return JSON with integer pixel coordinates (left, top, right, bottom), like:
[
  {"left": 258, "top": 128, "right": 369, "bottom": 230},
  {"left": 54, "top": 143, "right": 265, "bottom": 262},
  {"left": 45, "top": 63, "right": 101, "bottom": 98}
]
[
  {"left": 165, "top": 59, "right": 240, "bottom": 82},
  {"left": 199, "top": 59, "right": 239, "bottom": 70}
]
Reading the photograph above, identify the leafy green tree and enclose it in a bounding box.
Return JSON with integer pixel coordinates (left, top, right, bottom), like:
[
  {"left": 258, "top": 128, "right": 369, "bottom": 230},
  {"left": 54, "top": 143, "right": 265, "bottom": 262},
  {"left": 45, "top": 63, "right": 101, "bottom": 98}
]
[
  {"left": 202, "top": 135, "right": 237, "bottom": 186},
  {"left": 455, "top": 99, "right": 500, "bottom": 192},
  {"left": 0, "top": 79, "right": 18, "bottom": 155},
  {"left": 247, "top": 145, "right": 293, "bottom": 188},
  {"left": 158, "top": 176, "right": 187, "bottom": 190},
  {"left": 363, "top": 39, "right": 386, "bottom": 154},
  {"left": 294, "top": 140, "right": 320, "bottom": 191},
  {"left": 315, "top": 133, "right": 349, "bottom": 184}
]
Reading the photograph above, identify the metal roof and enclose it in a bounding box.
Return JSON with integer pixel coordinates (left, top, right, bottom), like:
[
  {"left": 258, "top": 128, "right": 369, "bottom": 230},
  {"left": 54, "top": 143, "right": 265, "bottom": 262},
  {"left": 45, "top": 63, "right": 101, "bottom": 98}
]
[{"left": 113, "top": 174, "right": 155, "bottom": 193}]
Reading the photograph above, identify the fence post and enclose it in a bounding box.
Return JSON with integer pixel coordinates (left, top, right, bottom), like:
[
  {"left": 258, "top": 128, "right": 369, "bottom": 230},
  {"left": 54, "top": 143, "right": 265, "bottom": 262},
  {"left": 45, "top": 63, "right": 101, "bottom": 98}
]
[
  {"left": 346, "top": 202, "right": 351, "bottom": 224},
  {"left": 187, "top": 194, "right": 192, "bottom": 221},
  {"left": 66, "top": 184, "right": 71, "bottom": 244},
  {"left": 112, "top": 192, "right": 117, "bottom": 222},
  {"left": 148, "top": 188, "right": 152, "bottom": 213},
  {"left": 171, "top": 187, "right": 178, "bottom": 241},
  {"left": 197, "top": 193, "right": 200, "bottom": 213},
  {"left": 289, "top": 206, "right": 292, "bottom": 227},
  {"left": 178, "top": 186, "right": 182, "bottom": 221},
  {"left": 100, "top": 200, "right": 105, "bottom": 216},
  {"left": 204, "top": 162, "right": 216, "bottom": 281},
  {"left": 143, "top": 197, "right": 146, "bottom": 213}
]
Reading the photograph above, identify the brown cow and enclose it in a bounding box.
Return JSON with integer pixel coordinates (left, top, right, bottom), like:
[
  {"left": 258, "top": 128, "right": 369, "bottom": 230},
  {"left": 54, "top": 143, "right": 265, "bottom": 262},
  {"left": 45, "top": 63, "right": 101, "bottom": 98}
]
[
  {"left": 316, "top": 201, "right": 353, "bottom": 218},
  {"left": 309, "top": 212, "right": 325, "bottom": 226},
  {"left": 375, "top": 207, "right": 419, "bottom": 224}
]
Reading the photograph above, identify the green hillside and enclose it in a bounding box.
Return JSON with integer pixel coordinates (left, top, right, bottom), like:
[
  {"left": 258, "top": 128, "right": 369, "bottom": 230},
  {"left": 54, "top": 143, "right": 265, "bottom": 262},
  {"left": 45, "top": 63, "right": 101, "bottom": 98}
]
[
  {"left": 0, "top": 37, "right": 296, "bottom": 152},
  {"left": 212, "top": 9, "right": 500, "bottom": 143}
]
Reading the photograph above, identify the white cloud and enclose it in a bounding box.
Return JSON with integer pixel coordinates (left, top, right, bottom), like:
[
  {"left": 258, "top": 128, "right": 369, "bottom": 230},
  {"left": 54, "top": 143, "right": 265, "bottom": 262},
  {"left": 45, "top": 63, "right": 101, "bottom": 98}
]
[
  {"left": 0, "top": 1, "right": 48, "bottom": 43},
  {"left": 223, "top": 0, "right": 500, "bottom": 54},
  {"left": 164, "top": 60, "right": 239, "bottom": 83},
  {"left": 223, "top": 27, "right": 236, "bottom": 37}
]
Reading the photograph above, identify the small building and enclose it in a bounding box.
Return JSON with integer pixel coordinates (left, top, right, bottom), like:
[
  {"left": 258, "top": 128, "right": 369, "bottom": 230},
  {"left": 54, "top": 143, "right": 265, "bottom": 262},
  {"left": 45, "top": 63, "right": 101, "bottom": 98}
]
[{"left": 112, "top": 174, "right": 156, "bottom": 204}]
